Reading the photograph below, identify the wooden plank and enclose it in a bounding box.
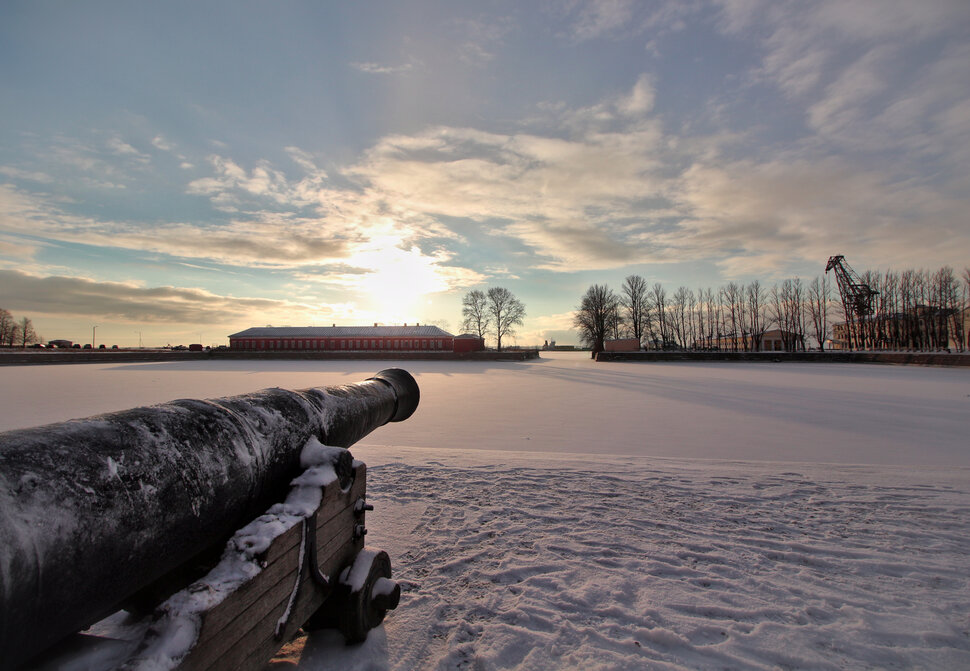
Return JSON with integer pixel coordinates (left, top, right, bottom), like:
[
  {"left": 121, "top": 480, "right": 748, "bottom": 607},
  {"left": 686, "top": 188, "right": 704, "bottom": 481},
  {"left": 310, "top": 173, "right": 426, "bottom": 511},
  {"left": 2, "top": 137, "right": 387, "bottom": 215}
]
[
  {"left": 174, "top": 466, "right": 367, "bottom": 671},
  {"left": 189, "top": 465, "right": 365, "bottom": 649},
  {"left": 259, "top": 463, "right": 366, "bottom": 566},
  {"left": 184, "top": 507, "right": 363, "bottom": 671},
  {"left": 219, "top": 536, "right": 362, "bottom": 671}
]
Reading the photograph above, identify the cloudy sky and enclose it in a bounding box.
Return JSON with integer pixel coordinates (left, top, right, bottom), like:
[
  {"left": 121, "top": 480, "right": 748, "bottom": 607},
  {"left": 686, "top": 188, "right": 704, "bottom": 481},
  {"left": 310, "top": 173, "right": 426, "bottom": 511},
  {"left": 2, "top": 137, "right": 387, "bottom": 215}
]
[{"left": 2, "top": 1, "right": 968, "bottom": 347}]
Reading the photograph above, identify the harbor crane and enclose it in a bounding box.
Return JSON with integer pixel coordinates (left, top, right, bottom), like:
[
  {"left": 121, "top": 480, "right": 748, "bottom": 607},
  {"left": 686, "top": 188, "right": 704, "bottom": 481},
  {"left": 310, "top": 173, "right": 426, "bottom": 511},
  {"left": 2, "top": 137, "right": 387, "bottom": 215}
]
[{"left": 825, "top": 255, "right": 878, "bottom": 350}]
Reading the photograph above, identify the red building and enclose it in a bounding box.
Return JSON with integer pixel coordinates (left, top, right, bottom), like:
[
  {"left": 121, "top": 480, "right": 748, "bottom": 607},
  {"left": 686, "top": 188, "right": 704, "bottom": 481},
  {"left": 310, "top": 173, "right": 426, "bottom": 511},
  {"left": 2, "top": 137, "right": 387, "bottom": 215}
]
[
  {"left": 604, "top": 338, "right": 640, "bottom": 352},
  {"left": 228, "top": 324, "right": 463, "bottom": 352},
  {"left": 453, "top": 333, "right": 486, "bottom": 353}
]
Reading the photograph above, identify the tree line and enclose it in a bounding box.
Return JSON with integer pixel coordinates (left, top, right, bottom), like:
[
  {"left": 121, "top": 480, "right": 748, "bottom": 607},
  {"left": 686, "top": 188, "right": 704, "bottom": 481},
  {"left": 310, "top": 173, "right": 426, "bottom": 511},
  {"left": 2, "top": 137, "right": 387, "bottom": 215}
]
[
  {"left": 460, "top": 287, "right": 526, "bottom": 351},
  {"left": 0, "top": 308, "right": 41, "bottom": 348},
  {"left": 841, "top": 266, "right": 969, "bottom": 351},
  {"left": 574, "top": 265, "right": 970, "bottom": 355}
]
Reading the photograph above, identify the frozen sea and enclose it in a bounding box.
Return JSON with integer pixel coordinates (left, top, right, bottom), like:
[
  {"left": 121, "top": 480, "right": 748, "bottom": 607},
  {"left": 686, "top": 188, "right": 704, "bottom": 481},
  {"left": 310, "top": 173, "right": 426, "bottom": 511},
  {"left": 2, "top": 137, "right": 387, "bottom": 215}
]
[{"left": 2, "top": 352, "right": 969, "bottom": 669}]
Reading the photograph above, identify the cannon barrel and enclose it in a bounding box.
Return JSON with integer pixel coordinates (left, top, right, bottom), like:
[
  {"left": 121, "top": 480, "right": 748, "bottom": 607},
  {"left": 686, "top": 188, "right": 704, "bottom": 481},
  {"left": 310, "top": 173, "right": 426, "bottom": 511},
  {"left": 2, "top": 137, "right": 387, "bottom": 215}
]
[{"left": 0, "top": 368, "right": 419, "bottom": 670}]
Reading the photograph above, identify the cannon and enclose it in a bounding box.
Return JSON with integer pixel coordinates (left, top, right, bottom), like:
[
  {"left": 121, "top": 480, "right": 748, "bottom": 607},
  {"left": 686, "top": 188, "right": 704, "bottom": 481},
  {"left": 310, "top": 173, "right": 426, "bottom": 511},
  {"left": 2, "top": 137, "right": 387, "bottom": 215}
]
[{"left": 0, "top": 369, "right": 419, "bottom": 670}]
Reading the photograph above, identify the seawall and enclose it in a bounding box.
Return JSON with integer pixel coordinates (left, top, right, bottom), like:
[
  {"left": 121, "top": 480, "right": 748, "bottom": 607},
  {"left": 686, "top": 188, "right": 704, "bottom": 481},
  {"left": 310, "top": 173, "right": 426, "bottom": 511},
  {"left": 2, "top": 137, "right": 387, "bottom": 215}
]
[
  {"left": 0, "top": 349, "right": 540, "bottom": 366},
  {"left": 595, "top": 351, "right": 970, "bottom": 367}
]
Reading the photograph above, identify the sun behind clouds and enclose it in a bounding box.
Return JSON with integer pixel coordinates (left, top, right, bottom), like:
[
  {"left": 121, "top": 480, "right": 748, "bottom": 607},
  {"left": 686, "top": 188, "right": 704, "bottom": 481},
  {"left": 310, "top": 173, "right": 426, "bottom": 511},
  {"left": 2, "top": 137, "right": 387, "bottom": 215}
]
[{"left": 352, "top": 235, "right": 456, "bottom": 323}]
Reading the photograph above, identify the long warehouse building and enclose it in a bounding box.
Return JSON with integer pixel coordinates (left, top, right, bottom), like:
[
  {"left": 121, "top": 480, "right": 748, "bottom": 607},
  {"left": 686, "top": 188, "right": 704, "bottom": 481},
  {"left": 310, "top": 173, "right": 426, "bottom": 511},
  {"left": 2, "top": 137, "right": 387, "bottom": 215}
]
[{"left": 228, "top": 325, "right": 484, "bottom": 353}]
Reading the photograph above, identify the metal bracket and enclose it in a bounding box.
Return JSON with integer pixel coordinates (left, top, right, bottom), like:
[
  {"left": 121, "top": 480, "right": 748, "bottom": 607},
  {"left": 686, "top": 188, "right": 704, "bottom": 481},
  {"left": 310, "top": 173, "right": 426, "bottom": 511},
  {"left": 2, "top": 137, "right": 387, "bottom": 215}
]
[
  {"left": 274, "top": 509, "right": 331, "bottom": 639},
  {"left": 306, "top": 509, "right": 331, "bottom": 588}
]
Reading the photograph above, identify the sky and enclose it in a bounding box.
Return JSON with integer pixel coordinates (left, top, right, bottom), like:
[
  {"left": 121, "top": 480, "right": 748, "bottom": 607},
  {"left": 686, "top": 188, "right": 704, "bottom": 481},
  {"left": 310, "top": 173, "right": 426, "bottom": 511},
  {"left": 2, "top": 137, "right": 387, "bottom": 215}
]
[{"left": 1, "top": 1, "right": 969, "bottom": 348}]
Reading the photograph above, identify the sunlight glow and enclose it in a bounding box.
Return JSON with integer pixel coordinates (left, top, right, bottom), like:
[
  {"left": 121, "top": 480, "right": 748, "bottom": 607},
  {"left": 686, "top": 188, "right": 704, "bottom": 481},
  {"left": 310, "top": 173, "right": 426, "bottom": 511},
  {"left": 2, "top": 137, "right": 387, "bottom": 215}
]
[{"left": 353, "top": 235, "right": 452, "bottom": 323}]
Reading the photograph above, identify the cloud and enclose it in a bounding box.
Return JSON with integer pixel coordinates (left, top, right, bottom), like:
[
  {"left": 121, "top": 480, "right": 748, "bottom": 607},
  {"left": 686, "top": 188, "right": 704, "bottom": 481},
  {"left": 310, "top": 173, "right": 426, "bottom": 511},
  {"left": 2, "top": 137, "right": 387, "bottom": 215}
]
[
  {"left": 152, "top": 135, "right": 175, "bottom": 152},
  {"left": 0, "top": 269, "right": 327, "bottom": 325},
  {"left": 665, "top": 155, "right": 970, "bottom": 275},
  {"left": 447, "top": 15, "right": 514, "bottom": 65},
  {"left": 351, "top": 61, "right": 413, "bottom": 74},
  {"left": 618, "top": 75, "right": 655, "bottom": 116},
  {"left": 0, "top": 166, "right": 53, "bottom": 183},
  {"left": 0, "top": 183, "right": 353, "bottom": 267},
  {"left": 0, "top": 234, "right": 43, "bottom": 261},
  {"left": 559, "top": 0, "right": 697, "bottom": 43},
  {"left": 566, "top": 0, "right": 638, "bottom": 41},
  {"left": 715, "top": 0, "right": 970, "bottom": 164},
  {"left": 349, "top": 78, "right": 670, "bottom": 271},
  {"left": 106, "top": 136, "right": 151, "bottom": 164},
  {"left": 5, "top": 29, "right": 968, "bottom": 303}
]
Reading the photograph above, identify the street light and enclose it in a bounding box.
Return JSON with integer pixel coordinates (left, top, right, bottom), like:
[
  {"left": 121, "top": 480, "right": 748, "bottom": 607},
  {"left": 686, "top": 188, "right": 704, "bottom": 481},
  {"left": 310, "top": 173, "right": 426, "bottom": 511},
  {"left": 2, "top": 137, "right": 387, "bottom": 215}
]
[{"left": 92, "top": 325, "right": 98, "bottom": 349}]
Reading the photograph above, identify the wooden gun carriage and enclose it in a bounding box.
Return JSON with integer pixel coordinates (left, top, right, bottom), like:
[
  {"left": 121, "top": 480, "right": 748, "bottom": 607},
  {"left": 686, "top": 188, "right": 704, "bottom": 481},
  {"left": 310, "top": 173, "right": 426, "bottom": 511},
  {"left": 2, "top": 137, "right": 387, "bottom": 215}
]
[{"left": 0, "top": 369, "right": 419, "bottom": 670}]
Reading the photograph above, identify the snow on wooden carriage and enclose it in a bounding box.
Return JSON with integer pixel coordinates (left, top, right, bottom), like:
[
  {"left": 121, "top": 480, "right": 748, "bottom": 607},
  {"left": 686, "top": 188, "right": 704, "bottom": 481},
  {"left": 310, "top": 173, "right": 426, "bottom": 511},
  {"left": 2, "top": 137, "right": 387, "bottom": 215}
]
[{"left": 0, "top": 369, "right": 420, "bottom": 670}]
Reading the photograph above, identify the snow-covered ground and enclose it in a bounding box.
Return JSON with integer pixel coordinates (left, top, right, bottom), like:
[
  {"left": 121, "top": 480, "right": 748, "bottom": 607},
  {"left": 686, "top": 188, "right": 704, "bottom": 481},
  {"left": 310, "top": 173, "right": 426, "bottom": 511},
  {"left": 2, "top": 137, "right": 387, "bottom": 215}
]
[{"left": 2, "top": 353, "right": 969, "bottom": 669}]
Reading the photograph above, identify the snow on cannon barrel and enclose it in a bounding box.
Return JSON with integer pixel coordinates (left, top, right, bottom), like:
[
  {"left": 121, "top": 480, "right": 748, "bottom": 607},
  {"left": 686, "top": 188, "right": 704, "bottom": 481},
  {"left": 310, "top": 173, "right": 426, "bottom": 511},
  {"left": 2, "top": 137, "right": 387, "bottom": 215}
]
[{"left": 0, "top": 369, "right": 419, "bottom": 670}]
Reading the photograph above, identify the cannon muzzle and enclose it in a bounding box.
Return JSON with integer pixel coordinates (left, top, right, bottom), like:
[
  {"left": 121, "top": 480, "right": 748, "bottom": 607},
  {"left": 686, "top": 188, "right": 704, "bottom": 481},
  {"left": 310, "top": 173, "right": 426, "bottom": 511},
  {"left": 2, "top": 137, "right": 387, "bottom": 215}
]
[{"left": 0, "top": 369, "right": 418, "bottom": 670}]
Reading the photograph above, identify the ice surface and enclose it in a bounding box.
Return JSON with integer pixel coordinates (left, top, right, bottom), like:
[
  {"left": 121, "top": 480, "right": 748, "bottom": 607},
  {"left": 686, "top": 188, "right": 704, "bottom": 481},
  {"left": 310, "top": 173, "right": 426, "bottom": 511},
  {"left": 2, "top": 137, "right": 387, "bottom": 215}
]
[{"left": 1, "top": 352, "right": 967, "bottom": 466}]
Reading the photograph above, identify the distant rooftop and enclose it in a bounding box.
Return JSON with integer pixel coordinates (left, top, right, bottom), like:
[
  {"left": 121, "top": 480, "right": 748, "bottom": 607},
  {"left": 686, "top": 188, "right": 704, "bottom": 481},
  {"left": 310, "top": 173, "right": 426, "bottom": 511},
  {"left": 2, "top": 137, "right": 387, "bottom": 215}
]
[{"left": 229, "top": 324, "right": 454, "bottom": 338}]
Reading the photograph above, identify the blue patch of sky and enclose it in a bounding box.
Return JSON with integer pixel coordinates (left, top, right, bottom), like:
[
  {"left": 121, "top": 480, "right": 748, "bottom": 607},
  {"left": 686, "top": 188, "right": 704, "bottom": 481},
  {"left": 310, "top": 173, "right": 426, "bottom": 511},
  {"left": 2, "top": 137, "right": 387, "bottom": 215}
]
[{"left": 30, "top": 235, "right": 282, "bottom": 298}]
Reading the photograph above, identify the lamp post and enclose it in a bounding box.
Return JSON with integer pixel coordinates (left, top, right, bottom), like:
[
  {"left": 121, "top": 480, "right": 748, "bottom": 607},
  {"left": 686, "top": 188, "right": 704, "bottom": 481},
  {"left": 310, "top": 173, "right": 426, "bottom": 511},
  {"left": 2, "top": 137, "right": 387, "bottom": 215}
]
[{"left": 92, "top": 325, "right": 98, "bottom": 349}]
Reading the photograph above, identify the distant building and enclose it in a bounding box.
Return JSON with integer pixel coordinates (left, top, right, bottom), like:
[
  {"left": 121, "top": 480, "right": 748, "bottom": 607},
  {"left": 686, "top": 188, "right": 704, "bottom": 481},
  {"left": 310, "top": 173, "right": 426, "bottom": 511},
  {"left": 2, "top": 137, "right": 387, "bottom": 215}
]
[
  {"left": 604, "top": 338, "right": 640, "bottom": 352},
  {"left": 694, "top": 329, "right": 804, "bottom": 352},
  {"left": 453, "top": 334, "right": 486, "bottom": 353},
  {"left": 228, "top": 324, "right": 461, "bottom": 352}
]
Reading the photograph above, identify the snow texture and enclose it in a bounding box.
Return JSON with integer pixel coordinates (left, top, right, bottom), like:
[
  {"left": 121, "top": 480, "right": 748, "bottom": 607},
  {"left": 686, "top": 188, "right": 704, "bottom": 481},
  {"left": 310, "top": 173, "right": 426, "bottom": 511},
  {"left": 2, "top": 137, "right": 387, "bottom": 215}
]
[
  {"left": 293, "top": 445, "right": 970, "bottom": 670},
  {"left": 2, "top": 353, "right": 968, "bottom": 669}
]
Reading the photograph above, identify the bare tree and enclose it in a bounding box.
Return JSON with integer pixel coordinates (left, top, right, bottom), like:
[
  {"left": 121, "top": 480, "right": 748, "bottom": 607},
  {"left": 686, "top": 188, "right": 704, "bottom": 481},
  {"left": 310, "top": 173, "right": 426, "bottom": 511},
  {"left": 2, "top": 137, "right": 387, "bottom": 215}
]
[
  {"left": 671, "top": 286, "right": 692, "bottom": 348},
  {"left": 684, "top": 287, "right": 697, "bottom": 349},
  {"left": 461, "top": 290, "right": 490, "bottom": 340},
  {"left": 18, "top": 317, "right": 37, "bottom": 347},
  {"left": 956, "top": 267, "right": 970, "bottom": 352},
  {"left": 932, "top": 266, "right": 960, "bottom": 350},
  {"left": 698, "top": 287, "right": 717, "bottom": 348},
  {"left": 721, "top": 282, "right": 743, "bottom": 351},
  {"left": 574, "top": 284, "right": 617, "bottom": 357},
  {"left": 8, "top": 323, "right": 22, "bottom": 348},
  {"left": 620, "top": 275, "right": 648, "bottom": 346},
  {"left": 608, "top": 299, "right": 624, "bottom": 340},
  {"left": 744, "top": 281, "right": 768, "bottom": 351},
  {"left": 807, "top": 276, "right": 831, "bottom": 351},
  {"left": 486, "top": 287, "right": 525, "bottom": 352},
  {"left": 0, "top": 308, "right": 15, "bottom": 347},
  {"left": 649, "top": 283, "right": 669, "bottom": 349},
  {"left": 771, "top": 279, "right": 807, "bottom": 351}
]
